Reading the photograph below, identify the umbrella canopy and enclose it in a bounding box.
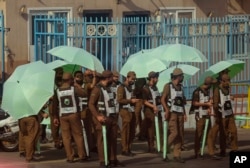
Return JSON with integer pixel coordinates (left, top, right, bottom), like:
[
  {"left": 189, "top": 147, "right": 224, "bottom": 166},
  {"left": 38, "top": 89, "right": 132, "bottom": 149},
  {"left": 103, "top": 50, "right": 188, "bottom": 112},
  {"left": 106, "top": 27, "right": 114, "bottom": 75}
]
[
  {"left": 46, "top": 60, "right": 81, "bottom": 73},
  {"left": 157, "top": 64, "right": 200, "bottom": 92},
  {"left": 198, "top": 59, "right": 245, "bottom": 85},
  {"left": 47, "top": 46, "right": 104, "bottom": 73},
  {"left": 120, "top": 51, "right": 170, "bottom": 78},
  {"left": 153, "top": 43, "right": 208, "bottom": 63},
  {"left": 128, "top": 49, "right": 154, "bottom": 60},
  {"left": 1, "top": 61, "right": 55, "bottom": 120},
  {"left": 46, "top": 60, "right": 68, "bottom": 69}
]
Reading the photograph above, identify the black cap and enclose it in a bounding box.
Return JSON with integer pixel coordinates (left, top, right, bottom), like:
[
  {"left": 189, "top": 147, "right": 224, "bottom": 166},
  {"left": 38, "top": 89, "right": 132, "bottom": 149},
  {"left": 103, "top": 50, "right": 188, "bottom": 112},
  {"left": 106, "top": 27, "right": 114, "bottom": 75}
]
[{"left": 148, "top": 71, "right": 159, "bottom": 79}]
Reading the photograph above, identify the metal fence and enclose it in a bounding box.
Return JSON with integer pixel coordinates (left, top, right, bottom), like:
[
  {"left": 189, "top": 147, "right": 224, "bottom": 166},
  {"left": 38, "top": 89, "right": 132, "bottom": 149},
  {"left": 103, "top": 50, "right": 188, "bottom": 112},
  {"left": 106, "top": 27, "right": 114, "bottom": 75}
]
[
  {"left": 34, "top": 15, "right": 250, "bottom": 99},
  {"left": 0, "top": 11, "right": 6, "bottom": 97}
]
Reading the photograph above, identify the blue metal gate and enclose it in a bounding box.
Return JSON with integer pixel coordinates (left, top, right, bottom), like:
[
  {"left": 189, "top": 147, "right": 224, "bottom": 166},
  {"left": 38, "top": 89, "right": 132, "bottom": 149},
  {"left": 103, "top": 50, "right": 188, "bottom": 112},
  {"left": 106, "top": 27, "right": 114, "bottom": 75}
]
[
  {"left": 34, "top": 15, "right": 250, "bottom": 99},
  {"left": 34, "top": 16, "right": 120, "bottom": 71},
  {"left": 34, "top": 16, "right": 67, "bottom": 63}
]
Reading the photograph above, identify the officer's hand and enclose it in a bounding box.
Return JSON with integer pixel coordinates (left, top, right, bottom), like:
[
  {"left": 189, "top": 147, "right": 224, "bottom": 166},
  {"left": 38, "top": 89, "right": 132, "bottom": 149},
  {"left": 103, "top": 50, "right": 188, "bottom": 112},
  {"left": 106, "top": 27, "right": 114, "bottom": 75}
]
[
  {"left": 74, "top": 83, "right": 82, "bottom": 89},
  {"left": 230, "top": 95, "right": 234, "bottom": 100},
  {"left": 153, "top": 106, "right": 159, "bottom": 113},
  {"left": 131, "top": 98, "right": 139, "bottom": 104},
  {"left": 164, "top": 112, "right": 170, "bottom": 121},
  {"left": 42, "top": 113, "right": 49, "bottom": 119},
  {"left": 195, "top": 113, "right": 200, "bottom": 121},
  {"left": 207, "top": 108, "right": 212, "bottom": 115},
  {"left": 97, "top": 115, "right": 106, "bottom": 123},
  {"left": 184, "top": 114, "right": 187, "bottom": 122},
  {"left": 206, "top": 101, "right": 213, "bottom": 107},
  {"left": 53, "top": 118, "right": 59, "bottom": 127}
]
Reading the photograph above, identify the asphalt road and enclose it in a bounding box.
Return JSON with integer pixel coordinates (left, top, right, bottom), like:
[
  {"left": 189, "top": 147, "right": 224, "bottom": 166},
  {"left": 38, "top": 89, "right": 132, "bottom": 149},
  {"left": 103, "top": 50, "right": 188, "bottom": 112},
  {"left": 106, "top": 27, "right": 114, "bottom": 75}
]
[{"left": 0, "top": 128, "right": 249, "bottom": 168}]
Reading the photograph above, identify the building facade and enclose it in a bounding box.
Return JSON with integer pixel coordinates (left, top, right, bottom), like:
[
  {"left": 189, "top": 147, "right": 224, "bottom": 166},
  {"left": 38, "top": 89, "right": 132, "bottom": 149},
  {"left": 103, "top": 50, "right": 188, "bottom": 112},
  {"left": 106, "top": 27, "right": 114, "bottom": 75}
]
[{"left": 0, "top": 0, "right": 249, "bottom": 78}]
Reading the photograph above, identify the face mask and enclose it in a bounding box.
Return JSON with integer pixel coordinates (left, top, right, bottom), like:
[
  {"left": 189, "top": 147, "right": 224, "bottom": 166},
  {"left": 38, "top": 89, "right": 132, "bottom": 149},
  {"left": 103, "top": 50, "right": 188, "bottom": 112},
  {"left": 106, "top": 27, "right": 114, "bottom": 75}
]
[
  {"left": 129, "top": 81, "right": 135, "bottom": 86},
  {"left": 107, "top": 81, "right": 112, "bottom": 86},
  {"left": 56, "top": 76, "right": 62, "bottom": 81},
  {"left": 75, "top": 80, "right": 83, "bottom": 85}
]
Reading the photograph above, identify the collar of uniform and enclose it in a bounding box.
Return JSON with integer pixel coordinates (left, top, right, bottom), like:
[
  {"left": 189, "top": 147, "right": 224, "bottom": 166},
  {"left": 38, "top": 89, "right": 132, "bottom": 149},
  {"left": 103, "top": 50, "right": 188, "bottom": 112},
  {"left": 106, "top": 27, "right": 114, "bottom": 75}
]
[
  {"left": 199, "top": 86, "right": 208, "bottom": 94},
  {"left": 219, "top": 85, "right": 229, "bottom": 95},
  {"left": 123, "top": 83, "right": 132, "bottom": 92},
  {"left": 148, "top": 84, "right": 157, "bottom": 91},
  {"left": 171, "top": 82, "right": 182, "bottom": 90}
]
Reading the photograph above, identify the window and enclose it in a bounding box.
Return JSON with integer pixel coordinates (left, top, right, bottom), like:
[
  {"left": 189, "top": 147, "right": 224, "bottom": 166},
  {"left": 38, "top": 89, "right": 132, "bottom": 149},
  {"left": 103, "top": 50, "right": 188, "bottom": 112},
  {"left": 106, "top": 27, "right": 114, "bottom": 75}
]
[
  {"left": 159, "top": 7, "right": 195, "bottom": 44},
  {"left": 28, "top": 8, "right": 71, "bottom": 62},
  {"left": 30, "top": 11, "right": 69, "bottom": 45}
]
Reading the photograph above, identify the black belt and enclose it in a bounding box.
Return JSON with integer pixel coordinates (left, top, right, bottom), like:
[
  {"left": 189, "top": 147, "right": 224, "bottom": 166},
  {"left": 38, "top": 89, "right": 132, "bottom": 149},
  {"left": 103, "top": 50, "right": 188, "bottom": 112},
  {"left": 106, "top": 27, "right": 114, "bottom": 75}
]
[
  {"left": 108, "top": 113, "right": 117, "bottom": 117},
  {"left": 202, "top": 115, "right": 210, "bottom": 119},
  {"left": 61, "top": 113, "right": 76, "bottom": 117},
  {"left": 224, "top": 114, "right": 234, "bottom": 118},
  {"left": 171, "top": 111, "right": 184, "bottom": 115}
]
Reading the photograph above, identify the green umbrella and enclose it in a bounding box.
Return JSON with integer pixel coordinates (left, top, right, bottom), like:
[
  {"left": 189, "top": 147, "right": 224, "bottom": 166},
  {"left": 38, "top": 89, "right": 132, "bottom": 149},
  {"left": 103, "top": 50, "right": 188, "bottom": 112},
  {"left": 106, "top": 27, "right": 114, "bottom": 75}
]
[
  {"left": 153, "top": 44, "right": 208, "bottom": 63},
  {"left": 128, "top": 49, "right": 154, "bottom": 60},
  {"left": 157, "top": 64, "right": 200, "bottom": 92},
  {"left": 47, "top": 46, "right": 104, "bottom": 73},
  {"left": 46, "top": 60, "right": 81, "bottom": 73},
  {"left": 120, "top": 51, "right": 170, "bottom": 78},
  {"left": 46, "top": 60, "right": 68, "bottom": 70},
  {"left": 1, "top": 61, "right": 55, "bottom": 120},
  {"left": 198, "top": 59, "right": 245, "bottom": 85},
  {"left": 62, "top": 64, "right": 81, "bottom": 73}
]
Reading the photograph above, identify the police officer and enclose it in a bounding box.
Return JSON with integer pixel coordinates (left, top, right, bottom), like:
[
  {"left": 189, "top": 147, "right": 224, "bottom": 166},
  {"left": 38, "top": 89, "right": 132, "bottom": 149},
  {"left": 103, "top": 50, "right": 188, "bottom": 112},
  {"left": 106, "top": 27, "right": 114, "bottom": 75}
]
[
  {"left": 88, "top": 70, "right": 124, "bottom": 168},
  {"left": 142, "top": 71, "right": 163, "bottom": 153},
  {"left": 74, "top": 70, "right": 98, "bottom": 155},
  {"left": 134, "top": 78, "right": 147, "bottom": 141},
  {"left": 207, "top": 73, "right": 238, "bottom": 157},
  {"left": 191, "top": 76, "right": 221, "bottom": 159},
  {"left": 111, "top": 71, "right": 121, "bottom": 114},
  {"left": 160, "top": 68, "right": 186, "bottom": 163},
  {"left": 49, "top": 67, "right": 63, "bottom": 149},
  {"left": 209, "top": 68, "right": 230, "bottom": 155},
  {"left": 53, "top": 72, "right": 88, "bottom": 163},
  {"left": 18, "top": 114, "right": 39, "bottom": 162},
  {"left": 117, "top": 71, "right": 139, "bottom": 156}
]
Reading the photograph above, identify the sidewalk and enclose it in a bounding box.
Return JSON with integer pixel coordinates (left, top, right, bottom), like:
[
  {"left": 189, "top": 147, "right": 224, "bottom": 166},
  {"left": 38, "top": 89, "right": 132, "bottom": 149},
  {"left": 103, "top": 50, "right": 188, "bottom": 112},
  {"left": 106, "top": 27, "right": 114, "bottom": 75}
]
[{"left": 0, "top": 128, "right": 249, "bottom": 168}]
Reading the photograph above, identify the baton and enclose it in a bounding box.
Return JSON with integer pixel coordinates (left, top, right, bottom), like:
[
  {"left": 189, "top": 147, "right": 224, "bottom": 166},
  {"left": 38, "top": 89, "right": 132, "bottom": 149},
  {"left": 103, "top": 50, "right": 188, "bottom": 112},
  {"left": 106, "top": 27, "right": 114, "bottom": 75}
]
[
  {"left": 163, "top": 120, "right": 168, "bottom": 159},
  {"left": 36, "top": 141, "right": 41, "bottom": 155},
  {"left": 235, "top": 115, "right": 250, "bottom": 120},
  {"left": 102, "top": 125, "right": 108, "bottom": 166},
  {"left": 81, "top": 120, "right": 89, "bottom": 157},
  {"left": 154, "top": 115, "right": 161, "bottom": 152},
  {"left": 201, "top": 118, "right": 209, "bottom": 156}
]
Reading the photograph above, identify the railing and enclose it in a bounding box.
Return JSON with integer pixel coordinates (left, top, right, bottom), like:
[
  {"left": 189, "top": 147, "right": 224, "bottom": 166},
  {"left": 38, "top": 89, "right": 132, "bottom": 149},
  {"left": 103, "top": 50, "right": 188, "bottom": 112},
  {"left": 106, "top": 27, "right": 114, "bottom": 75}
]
[
  {"left": 231, "top": 83, "right": 250, "bottom": 128},
  {"left": 33, "top": 15, "right": 250, "bottom": 99}
]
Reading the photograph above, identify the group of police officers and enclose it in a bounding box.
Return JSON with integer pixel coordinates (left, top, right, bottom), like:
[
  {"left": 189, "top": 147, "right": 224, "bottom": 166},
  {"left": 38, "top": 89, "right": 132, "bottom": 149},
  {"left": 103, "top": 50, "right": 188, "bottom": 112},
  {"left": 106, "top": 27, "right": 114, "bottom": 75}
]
[{"left": 18, "top": 66, "right": 239, "bottom": 168}]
